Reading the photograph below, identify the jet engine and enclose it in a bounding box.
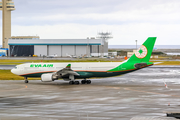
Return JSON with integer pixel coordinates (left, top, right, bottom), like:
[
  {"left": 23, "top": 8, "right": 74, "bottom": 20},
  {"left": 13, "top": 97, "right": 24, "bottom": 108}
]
[{"left": 41, "top": 73, "right": 58, "bottom": 82}]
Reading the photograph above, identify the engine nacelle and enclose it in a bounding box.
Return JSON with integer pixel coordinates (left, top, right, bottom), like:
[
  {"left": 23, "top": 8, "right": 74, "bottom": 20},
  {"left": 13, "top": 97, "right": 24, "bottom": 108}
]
[{"left": 41, "top": 73, "right": 57, "bottom": 82}]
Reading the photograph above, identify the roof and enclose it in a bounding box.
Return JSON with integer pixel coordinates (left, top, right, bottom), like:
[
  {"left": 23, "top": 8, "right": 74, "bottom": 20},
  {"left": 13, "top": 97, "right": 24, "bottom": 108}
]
[
  {"left": 10, "top": 36, "right": 40, "bottom": 39},
  {"left": 8, "top": 39, "right": 104, "bottom": 45}
]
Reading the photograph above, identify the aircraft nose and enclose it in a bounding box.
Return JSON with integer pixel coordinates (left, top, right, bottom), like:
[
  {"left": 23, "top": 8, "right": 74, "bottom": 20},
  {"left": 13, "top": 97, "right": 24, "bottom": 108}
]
[{"left": 11, "top": 68, "right": 16, "bottom": 74}]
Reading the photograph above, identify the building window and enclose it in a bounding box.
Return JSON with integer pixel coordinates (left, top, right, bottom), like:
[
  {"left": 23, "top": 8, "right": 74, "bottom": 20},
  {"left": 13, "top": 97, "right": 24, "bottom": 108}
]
[
  {"left": 6, "top": 3, "right": 14, "bottom": 5},
  {"left": 7, "top": 6, "right": 14, "bottom": 8}
]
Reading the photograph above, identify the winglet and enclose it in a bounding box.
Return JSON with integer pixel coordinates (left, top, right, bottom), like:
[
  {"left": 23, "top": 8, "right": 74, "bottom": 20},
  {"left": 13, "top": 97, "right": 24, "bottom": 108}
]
[{"left": 66, "top": 64, "right": 71, "bottom": 68}]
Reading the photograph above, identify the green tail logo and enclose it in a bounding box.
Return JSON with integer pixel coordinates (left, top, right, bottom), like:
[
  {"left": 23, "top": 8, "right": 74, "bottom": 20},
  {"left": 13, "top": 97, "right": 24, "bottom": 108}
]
[
  {"left": 127, "top": 37, "right": 156, "bottom": 63},
  {"left": 108, "top": 37, "right": 157, "bottom": 72}
]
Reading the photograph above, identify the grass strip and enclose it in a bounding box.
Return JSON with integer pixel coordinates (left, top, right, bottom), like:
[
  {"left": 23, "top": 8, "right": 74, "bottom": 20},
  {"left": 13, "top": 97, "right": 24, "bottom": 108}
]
[
  {"left": 151, "top": 61, "right": 180, "bottom": 65},
  {"left": 0, "top": 70, "right": 40, "bottom": 80}
]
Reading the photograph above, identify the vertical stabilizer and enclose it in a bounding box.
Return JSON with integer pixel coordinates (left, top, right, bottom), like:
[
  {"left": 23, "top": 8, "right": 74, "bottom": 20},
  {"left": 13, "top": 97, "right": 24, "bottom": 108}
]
[{"left": 127, "top": 37, "right": 156, "bottom": 63}]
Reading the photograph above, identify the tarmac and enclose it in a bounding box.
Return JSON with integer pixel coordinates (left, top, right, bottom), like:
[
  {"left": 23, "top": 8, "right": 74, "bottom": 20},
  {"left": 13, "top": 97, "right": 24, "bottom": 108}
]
[
  {"left": 0, "top": 66, "right": 180, "bottom": 120},
  {"left": 0, "top": 65, "right": 16, "bottom": 70}
]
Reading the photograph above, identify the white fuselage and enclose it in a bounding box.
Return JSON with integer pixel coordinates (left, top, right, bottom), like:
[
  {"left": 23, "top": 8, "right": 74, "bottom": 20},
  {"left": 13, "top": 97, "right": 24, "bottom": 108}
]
[{"left": 11, "top": 62, "right": 123, "bottom": 76}]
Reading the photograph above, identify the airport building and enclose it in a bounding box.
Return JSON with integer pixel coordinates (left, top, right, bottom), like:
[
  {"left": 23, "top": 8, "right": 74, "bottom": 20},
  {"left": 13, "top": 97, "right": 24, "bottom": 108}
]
[{"left": 8, "top": 37, "right": 108, "bottom": 57}]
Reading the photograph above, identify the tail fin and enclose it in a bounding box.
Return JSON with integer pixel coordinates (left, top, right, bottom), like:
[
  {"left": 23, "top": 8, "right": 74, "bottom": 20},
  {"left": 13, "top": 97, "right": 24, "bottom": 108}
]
[{"left": 127, "top": 37, "right": 156, "bottom": 63}]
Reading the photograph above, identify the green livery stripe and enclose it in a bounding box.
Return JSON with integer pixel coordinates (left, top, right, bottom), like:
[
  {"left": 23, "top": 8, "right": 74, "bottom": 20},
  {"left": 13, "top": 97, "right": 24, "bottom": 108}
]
[{"left": 20, "top": 70, "right": 136, "bottom": 78}]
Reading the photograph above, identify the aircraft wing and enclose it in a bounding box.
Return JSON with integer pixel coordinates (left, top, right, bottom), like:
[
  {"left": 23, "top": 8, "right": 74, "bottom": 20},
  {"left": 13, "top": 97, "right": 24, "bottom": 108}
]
[
  {"left": 54, "top": 64, "right": 80, "bottom": 79},
  {"left": 61, "top": 71, "right": 79, "bottom": 76}
]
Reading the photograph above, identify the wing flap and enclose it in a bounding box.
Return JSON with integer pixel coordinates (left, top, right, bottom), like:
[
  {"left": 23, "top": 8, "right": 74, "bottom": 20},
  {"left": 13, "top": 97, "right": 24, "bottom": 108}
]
[
  {"left": 54, "top": 64, "right": 80, "bottom": 78},
  {"left": 61, "top": 71, "right": 79, "bottom": 76}
]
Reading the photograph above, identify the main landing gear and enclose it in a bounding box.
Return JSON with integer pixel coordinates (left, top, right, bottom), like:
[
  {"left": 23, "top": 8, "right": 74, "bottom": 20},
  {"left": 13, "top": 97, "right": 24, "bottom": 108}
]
[
  {"left": 81, "top": 80, "right": 91, "bottom": 84},
  {"left": 69, "top": 79, "right": 91, "bottom": 85},
  {"left": 69, "top": 81, "right": 80, "bottom": 85},
  {"left": 24, "top": 77, "right": 29, "bottom": 83}
]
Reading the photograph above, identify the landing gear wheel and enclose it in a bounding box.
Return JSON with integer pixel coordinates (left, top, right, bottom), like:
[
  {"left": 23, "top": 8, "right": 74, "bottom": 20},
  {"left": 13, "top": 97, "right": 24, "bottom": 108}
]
[
  {"left": 25, "top": 80, "right": 28, "bottom": 83},
  {"left": 87, "top": 80, "right": 91, "bottom": 84},
  {"left": 74, "top": 81, "right": 79, "bottom": 85},
  {"left": 69, "top": 81, "right": 75, "bottom": 85},
  {"left": 81, "top": 80, "right": 86, "bottom": 84}
]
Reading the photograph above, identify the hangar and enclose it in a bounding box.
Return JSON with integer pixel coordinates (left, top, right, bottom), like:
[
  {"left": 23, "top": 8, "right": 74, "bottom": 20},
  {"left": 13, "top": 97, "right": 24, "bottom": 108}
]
[{"left": 8, "top": 37, "right": 108, "bottom": 57}]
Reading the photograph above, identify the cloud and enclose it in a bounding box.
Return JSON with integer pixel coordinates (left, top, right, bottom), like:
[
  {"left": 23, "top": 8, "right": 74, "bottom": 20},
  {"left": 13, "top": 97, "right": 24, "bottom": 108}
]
[
  {"left": 1, "top": 0, "right": 180, "bottom": 45},
  {"left": 11, "top": 23, "right": 180, "bottom": 45},
  {"left": 11, "top": 0, "right": 180, "bottom": 25}
]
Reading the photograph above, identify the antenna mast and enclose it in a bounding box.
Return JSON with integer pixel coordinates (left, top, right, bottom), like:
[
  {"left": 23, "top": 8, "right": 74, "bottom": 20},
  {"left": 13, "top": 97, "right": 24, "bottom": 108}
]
[{"left": 97, "top": 32, "right": 113, "bottom": 57}]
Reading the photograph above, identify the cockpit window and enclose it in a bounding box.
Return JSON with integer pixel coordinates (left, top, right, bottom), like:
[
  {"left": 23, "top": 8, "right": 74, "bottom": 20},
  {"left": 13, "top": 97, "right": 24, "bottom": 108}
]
[{"left": 14, "top": 66, "right": 17, "bottom": 69}]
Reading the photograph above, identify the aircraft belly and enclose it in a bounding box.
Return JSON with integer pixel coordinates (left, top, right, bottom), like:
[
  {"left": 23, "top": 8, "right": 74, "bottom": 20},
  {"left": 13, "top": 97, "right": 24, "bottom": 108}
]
[{"left": 76, "top": 71, "right": 128, "bottom": 78}]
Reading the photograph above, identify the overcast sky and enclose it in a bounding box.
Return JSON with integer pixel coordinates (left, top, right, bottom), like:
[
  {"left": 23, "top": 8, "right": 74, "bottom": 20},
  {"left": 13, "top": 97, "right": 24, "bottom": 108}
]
[{"left": 0, "top": 0, "right": 180, "bottom": 45}]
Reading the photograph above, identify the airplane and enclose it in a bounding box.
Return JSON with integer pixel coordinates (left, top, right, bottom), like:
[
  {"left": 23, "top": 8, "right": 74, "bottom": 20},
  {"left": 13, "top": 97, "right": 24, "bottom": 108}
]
[
  {"left": 11, "top": 37, "right": 156, "bottom": 84},
  {"left": 47, "top": 54, "right": 58, "bottom": 58}
]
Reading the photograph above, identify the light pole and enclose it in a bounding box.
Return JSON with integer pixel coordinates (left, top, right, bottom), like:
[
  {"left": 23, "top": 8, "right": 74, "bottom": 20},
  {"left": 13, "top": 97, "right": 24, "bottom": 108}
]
[{"left": 135, "top": 40, "right": 137, "bottom": 50}]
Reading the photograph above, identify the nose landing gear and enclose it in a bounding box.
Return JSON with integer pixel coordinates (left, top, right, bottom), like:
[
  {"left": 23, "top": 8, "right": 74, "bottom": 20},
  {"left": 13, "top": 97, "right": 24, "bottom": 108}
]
[{"left": 24, "top": 77, "right": 28, "bottom": 83}]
